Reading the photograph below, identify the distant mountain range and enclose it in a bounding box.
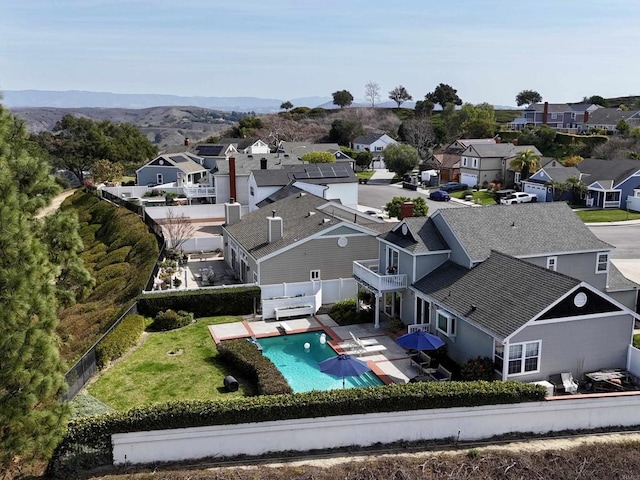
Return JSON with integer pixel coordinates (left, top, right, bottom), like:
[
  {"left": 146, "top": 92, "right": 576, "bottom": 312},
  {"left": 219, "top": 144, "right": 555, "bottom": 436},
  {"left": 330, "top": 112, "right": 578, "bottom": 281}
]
[{"left": 2, "top": 89, "right": 519, "bottom": 112}]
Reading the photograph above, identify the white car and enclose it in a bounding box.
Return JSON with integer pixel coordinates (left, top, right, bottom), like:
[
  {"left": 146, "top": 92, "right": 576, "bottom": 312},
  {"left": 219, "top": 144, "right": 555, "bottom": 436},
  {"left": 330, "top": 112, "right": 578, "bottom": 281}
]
[{"left": 500, "top": 192, "right": 538, "bottom": 205}]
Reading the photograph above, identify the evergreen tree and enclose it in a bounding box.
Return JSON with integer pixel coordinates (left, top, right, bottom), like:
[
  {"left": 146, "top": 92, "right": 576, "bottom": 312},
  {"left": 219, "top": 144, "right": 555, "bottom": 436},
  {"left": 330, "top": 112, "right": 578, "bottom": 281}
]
[{"left": 0, "top": 104, "right": 70, "bottom": 470}]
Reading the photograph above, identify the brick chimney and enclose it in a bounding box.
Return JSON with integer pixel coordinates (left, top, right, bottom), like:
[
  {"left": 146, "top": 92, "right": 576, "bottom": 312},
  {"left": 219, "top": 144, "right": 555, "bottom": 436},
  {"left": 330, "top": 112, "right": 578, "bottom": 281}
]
[
  {"left": 184, "top": 137, "right": 190, "bottom": 146},
  {"left": 224, "top": 200, "right": 241, "bottom": 226},
  {"left": 229, "top": 157, "right": 237, "bottom": 203},
  {"left": 267, "top": 211, "right": 283, "bottom": 242},
  {"left": 260, "top": 157, "right": 267, "bottom": 170},
  {"left": 542, "top": 102, "right": 549, "bottom": 125},
  {"left": 584, "top": 110, "right": 590, "bottom": 123},
  {"left": 400, "top": 202, "right": 414, "bottom": 219}
]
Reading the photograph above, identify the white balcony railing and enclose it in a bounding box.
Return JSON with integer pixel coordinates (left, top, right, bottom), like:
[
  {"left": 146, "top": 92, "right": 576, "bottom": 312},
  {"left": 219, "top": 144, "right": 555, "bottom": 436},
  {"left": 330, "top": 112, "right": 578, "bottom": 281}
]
[
  {"left": 353, "top": 260, "right": 407, "bottom": 293},
  {"left": 408, "top": 324, "right": 434, "bottom": 334},
  {"left": 182, "top": 186, "right": 216, "bottom": 197},
  {"left": 604, "top": 200, "right": 620, "bottom": 209}
]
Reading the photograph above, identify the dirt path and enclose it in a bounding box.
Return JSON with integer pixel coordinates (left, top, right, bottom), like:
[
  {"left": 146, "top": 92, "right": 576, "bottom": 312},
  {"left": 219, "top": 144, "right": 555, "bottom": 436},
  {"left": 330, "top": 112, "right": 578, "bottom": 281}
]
[{"left": 35, "top": 189, "right": 78, "bottom": 218}]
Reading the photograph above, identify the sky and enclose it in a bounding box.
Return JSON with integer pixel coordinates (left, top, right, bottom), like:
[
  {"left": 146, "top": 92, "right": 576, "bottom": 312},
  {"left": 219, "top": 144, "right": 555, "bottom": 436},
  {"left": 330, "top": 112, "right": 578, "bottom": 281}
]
[{"left": 1, "top": 0, "right": 639, "bottom": 106}]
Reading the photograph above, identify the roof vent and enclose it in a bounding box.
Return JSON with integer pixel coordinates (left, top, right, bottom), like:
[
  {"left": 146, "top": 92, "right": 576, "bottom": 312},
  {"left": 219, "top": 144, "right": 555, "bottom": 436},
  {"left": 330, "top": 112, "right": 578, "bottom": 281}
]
[
  {"left": 307, "top": 211, "right": 316, "bottom": 217},
  {"left": 298, "top": 192, "right": 306, "bottom": 198},
  {"left": 321, "top": 218, "right": 331, "bottom": 224}
]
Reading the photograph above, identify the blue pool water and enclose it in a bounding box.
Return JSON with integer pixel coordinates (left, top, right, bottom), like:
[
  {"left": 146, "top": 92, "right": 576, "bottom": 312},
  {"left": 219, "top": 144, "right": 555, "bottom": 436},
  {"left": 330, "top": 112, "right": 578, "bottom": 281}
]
[{"left": 257, "top": 331, "right": 384, "bottom": 392}]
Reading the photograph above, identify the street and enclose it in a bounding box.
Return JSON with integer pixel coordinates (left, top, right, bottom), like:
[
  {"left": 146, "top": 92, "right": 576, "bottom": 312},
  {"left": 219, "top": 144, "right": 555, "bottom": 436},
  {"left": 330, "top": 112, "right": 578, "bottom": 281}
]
[
  {"left": 588, "top": 223, "right": 640, "bottom": 259},
  {"left": 358, "top": 183, "right": 465, "bottom": 215}
]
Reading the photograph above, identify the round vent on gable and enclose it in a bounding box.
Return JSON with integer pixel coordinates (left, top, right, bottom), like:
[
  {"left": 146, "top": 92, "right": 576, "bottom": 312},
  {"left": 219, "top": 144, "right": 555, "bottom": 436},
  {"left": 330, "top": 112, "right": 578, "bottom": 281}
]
[{"left": 337, "top": 236, "right": 348, "bottom": 247}]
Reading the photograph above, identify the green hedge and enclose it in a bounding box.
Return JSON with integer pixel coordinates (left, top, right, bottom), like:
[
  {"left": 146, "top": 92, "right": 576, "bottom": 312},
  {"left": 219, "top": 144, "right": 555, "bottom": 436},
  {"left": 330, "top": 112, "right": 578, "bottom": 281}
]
[
  {"left": 137, "top": 286, "right": 261, "bottom": 318},
  {"left": 48, "top": 381, "right": 545, "bottom": 475},
  {"left": 150, "top": 309, "right": 194, "bottom": 331},
  {"left": 329, "top": 298, "right": 371, "bottom": 325},
  {"left": 217, "top": 338, "right": 293, "bottom": 396},
  {"left": 95, "top": 314, "right": 145, "bottom": 369}
]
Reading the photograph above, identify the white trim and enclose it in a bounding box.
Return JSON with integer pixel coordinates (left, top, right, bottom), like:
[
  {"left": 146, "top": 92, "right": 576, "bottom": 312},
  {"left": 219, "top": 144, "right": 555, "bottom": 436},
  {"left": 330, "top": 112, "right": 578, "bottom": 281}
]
[
  {"left": 429, "top": 211, "right": 474, "bottom": 269},
  {"left": 505, "top": 340, "right": 541, "bottom": 377},
  {"left": 436, "top": 309, "right": 456, "bottom": 338},
  {"left": 310, "top": 269, "right": 321, "bottom": 281},
  {"left": 546, "top": 256, "right": 557, "bottom": 271},
  {"left": 516, "top": 248, "right": 612, "bottom": 260},
  {"left": 596, "top": 252, "right": 609, "bottom": 274},
  {"left": 377, "top": 237, "right": 451, "bottom": 258}
]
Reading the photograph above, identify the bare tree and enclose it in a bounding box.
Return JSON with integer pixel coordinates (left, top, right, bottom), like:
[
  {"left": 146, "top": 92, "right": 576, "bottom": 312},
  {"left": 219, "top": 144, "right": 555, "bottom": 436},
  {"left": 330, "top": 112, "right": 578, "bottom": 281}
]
[
  {"left": 400, "top": 118, "right": 437, "bottom": 161},
  {"left": 364, "top": 81, "right": 381, "bottom": 108},
  {"left": 163, "top": 208, "right": 195, "bottom": 252}
]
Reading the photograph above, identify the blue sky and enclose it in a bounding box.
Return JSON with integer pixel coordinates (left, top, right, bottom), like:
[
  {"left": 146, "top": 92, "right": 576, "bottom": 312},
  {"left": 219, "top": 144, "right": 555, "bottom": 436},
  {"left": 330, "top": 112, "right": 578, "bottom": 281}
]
[{"left": 1, "top": 0, "right": 639, "bottom": 105}]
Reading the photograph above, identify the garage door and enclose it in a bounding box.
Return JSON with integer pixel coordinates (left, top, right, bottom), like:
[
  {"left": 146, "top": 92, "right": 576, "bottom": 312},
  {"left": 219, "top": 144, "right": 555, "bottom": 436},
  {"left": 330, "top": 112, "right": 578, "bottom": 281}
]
[
  {"left": 461, "top": 173, "right": 478, "bottom": 188},
  {"left": 523, "top": 183, "right": 548, "bottom": 202}
]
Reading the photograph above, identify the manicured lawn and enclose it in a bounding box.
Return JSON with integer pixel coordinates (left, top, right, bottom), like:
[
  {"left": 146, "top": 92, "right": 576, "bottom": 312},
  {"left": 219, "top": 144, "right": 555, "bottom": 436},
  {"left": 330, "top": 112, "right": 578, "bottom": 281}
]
[
  {"left": 356, "top": 170, "right": 375, "bottom": 180},
  {"left": 87, "top": 316, "right": 252, "bottom": 411},
  {"left": 574, "top": 209, "right": 640, "bottom": 223},
  {"left": 450, "top": 190, "right": 497, "bottom": 205}
]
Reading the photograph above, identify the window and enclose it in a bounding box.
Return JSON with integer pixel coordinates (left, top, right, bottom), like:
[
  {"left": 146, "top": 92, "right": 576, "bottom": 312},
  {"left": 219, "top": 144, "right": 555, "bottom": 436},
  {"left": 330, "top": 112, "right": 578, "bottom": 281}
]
[
  {"left": 494, "top": 343, "right": 504, "bottom": 373},
  {"left": 551, "top": 113, "right": 558, "bottom": 120},
  {"left": 156, "top": 173, "right": 163, "bottom": 185},
  {"left": 310, "top": 269, "right": 321, "bottom": 280},
  {"left": 462, "top": 156, "right": 468, "bottom": 167},
  {"left": 386, "top": 247, "right": 399, "bottom": 274},
  {"left": 514, "top": 172, "right": 521, "bottom": 184},
  {"left": 436, "top": 310, "right": 456, "bottom": 337},
  {"left": 253, "top": 272, "right": 258, "bottom": 283},
  {"left": 507, "top": 341, "right": 540, "bottom": 375},
  {"left": 596, "top": 252, "right": 609, "bottom": 273},
  {"left": 375, "top": 146, "right": 383, "bottom": 151},
  {"left": 546, "top": 256, "right": 557, "bottom": 271},
  {"left": 250, "top": 186, "right": 254, "bottom": 196},
  {"left": 472, "top": 158, "right": 478, "bottom": 169}
]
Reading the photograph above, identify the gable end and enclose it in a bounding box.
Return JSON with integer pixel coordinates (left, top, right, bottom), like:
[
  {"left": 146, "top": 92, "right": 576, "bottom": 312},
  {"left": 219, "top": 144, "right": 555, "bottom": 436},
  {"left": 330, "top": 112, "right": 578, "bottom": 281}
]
[{"left": 537, "top": 286, "right": 622, "bottom": 320}]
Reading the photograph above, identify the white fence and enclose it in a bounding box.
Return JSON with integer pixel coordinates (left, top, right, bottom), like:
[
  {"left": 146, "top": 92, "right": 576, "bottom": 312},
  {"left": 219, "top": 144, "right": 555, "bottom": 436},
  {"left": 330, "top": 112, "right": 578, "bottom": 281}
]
[
  {"left": 408, "top": 324, "right": 434, "bottom": 334},
  {"left": 180, "top": 237, "right": 223, "bottom": 253},
  {"left": 627, "top": 195, "right": 640, "bottom": 213},
  {"left": 627, "top": 345, "right": 640, "bottom": 378},
  {"left": 145, "top": 204, "right": 228, "bottom": 221},
  {"left": 112, "top": 394, "right": 640, "bottom": 465}
]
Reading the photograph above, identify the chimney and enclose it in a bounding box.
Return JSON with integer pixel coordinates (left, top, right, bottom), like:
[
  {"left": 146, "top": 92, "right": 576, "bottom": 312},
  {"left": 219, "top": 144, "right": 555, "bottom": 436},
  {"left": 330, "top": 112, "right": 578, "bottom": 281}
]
[
  {"left": 260, "top": 157, "right": 267, "bottom": 170},
  {"left": 512, "top": 138, "right": 519, "bottom": 146},
  {"left": 400, "top": 201, "right": 414, "bottom": 219},
  {"left": 184, "top": 137, "right": 190, "bottom": 146},
  {"left": 224, "top": 200, "right": 241, "bottom": 226},
  {"left": 229, "top": 157, "right": 237, "bottom": 203},
  {"left": 584, "top": 110, "right": 589, "bottom": 123},
  {"left": 542, "top": 102, "right": 549, "bottom": 125},
  {"left": 267, "top": 214, "right": 283, "bottom": 243}
]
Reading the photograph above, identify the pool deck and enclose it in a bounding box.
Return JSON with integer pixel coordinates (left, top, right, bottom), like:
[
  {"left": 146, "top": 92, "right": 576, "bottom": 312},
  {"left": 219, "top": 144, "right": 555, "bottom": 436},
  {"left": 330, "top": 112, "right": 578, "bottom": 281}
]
[{"left": 208, "top": 314, "right": 422, "bottom": 385}]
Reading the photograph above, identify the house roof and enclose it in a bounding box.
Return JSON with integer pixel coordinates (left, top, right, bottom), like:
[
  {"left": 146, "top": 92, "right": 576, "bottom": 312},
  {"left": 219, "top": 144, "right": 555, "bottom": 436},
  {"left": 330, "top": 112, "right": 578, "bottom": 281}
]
[
  {"left": 577, "top": 158, "right": 640, "bottom": 187},
  {"left": 435, "top": 202, "right": 611, "bottom": 262},
  {"left": 140, "top": 153, "right": 207, "bottom": 174},
  {"left": 585, "top": 108, "right": 639, "bottom": 125},
  {"left": 465, "top": 143, "right": 542, "bottom": 158},
  {"left": 527, "top": 166, "right": 582, "bottom": 184},
  {"left": 224, "top": 193, "right": 393, "bottom": 259},
  {"left": 607, "top": 263, "right": 640, "bottom": 292},
  {"left": 352, "top": 133, "right": 387, "bottom": 145},
  {"left": 278, "top": 142, "right": 341, "bottom": 154},
  {"left": 434, "top": 153, "right": 460, "bottom": 169},
  {"left": 216, "top": 153, "right": 304, "bottom": 176},
  {"left": 194, "top": 144, "right": 234, "bottom": 157},
  {"left": 525, "top": 103, "right": 572, "bottom": 113},
  {"left": 217, "top": 137, "right": 259, "bottom": 150},
  {"left": 252, "top": 163, "right": 356, "bottom": 187},
  {"left": 381, "top": 217, "right": 447, "bottom": 253},
  {"left": 413, "top": 251, "right": 581, "bottom": 339},
  {"left": 255, "top": 185, "right": 305, "bottom": 208}
]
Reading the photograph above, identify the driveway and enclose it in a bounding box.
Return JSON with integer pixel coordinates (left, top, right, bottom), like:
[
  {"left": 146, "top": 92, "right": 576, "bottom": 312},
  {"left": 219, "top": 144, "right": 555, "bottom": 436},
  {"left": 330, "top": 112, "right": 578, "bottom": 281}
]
[{"left": 358, "top": 182, "right": 466, "bottom": 215}]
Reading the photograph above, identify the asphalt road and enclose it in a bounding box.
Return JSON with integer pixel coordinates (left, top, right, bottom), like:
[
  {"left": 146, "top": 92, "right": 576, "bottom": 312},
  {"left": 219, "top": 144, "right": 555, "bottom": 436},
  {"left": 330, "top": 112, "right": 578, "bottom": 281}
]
[
  {"left": 358, "top": 183, "right": 465, "bottom": 215},
  {"left": 588, "top": 223, "right": 640, "bottom": 259}
]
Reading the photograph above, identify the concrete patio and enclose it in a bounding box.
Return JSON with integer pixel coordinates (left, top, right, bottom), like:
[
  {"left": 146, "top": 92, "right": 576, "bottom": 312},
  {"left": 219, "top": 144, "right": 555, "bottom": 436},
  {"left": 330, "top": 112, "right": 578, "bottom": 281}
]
[{"left": 208, "top": 314, "right": 422, "bottom": 385}]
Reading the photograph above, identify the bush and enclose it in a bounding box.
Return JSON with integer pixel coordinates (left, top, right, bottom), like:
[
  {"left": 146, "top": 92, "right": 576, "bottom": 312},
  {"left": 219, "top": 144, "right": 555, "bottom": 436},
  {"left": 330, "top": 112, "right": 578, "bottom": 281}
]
[
  {"left": 94, "top": 263, "right": 130, "bottom": 283},
  {"left": 95, "top": 246, "right": 131, "bottom": 269},
  {"left": 95, "top": 314, "right": 145, "bottom": 369},
  {"left": 217, "top": 338, "right": 292, "bottom": 396},
  {"left": 388, "top": 316, "right": 405, "bottom": 334},
  {"left": 151, "top": 309, "right": 193, "bottom": 331},
  {"left": 460, "top": 356, "right": 495, "bottom": 381},
  {"left": 329, "top": 299, "right": 370, "bottom": 325}
]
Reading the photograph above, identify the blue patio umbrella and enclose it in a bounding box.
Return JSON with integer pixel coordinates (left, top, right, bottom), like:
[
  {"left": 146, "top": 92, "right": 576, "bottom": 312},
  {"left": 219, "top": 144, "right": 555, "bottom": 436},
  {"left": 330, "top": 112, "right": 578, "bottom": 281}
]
[
  {"left": 319, "top": 354, "right": 371, "bottom": 388},
  {"left": 396, "top": 330, "right": 445, "bottom": 351}
]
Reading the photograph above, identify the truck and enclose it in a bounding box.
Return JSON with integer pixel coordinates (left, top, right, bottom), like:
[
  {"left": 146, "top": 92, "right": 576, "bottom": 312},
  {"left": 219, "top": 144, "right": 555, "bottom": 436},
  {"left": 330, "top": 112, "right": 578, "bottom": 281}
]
[{"left": 500, "top": 192, "right": 538, "bottom": 205}]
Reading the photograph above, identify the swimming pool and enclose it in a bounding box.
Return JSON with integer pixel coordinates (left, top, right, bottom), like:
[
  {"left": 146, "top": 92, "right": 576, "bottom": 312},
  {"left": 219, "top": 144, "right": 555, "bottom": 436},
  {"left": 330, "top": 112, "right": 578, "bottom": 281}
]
[{"left": 258, "top": 331, "right": 384, "bottom": 392}]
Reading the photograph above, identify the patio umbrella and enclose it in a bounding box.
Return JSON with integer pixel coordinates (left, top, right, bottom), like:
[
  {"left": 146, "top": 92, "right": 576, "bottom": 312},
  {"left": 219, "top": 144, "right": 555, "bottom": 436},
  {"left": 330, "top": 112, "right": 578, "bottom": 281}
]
[
  {"left": 319, "top": 354, "right": 371, "bottom": 388},
  {"left": 396, "top": 330, "right": 445, "bottom": 351}
]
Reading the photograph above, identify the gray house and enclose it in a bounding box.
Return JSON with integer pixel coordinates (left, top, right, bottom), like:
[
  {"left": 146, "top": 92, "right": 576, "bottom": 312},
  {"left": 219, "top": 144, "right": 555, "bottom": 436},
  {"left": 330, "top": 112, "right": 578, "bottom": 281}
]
[
  {"left": 583, "top": 108, "right": 640, "bottom": 133},
  {"left": 521, "top": 164, "right": 582, "bottom": 202},
  {"left": 353, "top": 202, "right": 638, "bottom": 382},
  {"left": 577, "top": 158, "right": 640, "bottom": 209},
  {"left": 510, "top": 102, "right": 600, "bottom": 131},
  {"left": 136, "top": 152, "right": 208, "bottom": 187}
]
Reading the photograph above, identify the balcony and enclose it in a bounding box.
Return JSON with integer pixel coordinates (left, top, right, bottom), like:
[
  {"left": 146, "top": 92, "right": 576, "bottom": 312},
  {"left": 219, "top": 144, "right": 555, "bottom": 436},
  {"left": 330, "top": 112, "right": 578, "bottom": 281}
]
[
  {"left": 182, "top": 185, "right": 216, "bottom": 198},
  {"left": 353, "top": 260, "right": 407, "bottom": 293}
]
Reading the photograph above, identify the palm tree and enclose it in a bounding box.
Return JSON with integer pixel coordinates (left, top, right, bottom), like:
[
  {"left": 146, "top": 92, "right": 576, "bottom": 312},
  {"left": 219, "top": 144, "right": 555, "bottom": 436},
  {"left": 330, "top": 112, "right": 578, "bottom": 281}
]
[{"left": 509, "top": 149, "right": 541, "bottom": 182}]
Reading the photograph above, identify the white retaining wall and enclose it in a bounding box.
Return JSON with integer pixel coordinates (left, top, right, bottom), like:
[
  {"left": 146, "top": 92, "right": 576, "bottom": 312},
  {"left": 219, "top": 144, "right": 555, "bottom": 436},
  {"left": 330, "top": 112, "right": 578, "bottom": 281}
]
[
  {"left": 113, "top": 394, "right": 640, "bottom": 465},
  {"left": 627, "top": 345, "right": 640, "bottom": 378}
]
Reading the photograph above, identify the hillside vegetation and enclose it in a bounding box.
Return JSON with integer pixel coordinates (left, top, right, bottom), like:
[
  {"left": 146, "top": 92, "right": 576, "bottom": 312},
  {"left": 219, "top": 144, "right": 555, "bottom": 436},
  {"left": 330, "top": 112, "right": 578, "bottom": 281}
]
[{"left": 56, "top": 191, "right": 158, "bottom": 363}]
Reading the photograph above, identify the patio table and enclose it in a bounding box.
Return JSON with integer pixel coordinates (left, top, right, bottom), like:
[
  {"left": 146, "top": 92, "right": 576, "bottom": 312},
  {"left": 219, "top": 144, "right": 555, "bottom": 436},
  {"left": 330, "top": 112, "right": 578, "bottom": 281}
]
[{"left": 585, "top": 369, "right": 629, "bottom": 391}]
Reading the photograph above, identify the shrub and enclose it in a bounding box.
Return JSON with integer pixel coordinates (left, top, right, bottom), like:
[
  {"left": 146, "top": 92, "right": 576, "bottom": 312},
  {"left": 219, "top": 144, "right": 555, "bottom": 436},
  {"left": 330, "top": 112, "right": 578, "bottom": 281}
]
[
  {"left": 95, "top": 314, "right": 145, "bottom": 369},
  {"left": 95, "top": 246, "right": 131, "bottom": 269},
  {"left": 217, "top": 339, "right": 292, "bottom": 396},
  {"left": 151, "top": 309, "right": 193, "bottom": 331},
  {"left": 94, "top": 263, "right": 130, "bottom": 283},
  {"left": 388, "top": 316, "right": 405, "bottom": 334},
  {"left": 86, "top": 277, "right": 127, "bottom": 302},
  {"left": 460, "top": 356, "right": 495, "bottom": 381},
  {"left": 329, "top": 299, "right": 370, "bottom": 325}
]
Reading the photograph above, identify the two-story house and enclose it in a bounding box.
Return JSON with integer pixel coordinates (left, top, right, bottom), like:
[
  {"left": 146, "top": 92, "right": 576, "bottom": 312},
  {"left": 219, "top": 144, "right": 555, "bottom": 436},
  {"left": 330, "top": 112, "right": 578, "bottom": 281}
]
[
  {"left": 582, "top": 108, "right": 640, "bottom": 133},
  {"left": 435, "top": 138, "right": 497, "bottom": 183},
  {"left": 352, "top": 202, "right": 638, "bottom": 382},
  {"left": 459, "top": 143, "right": 542, "bottom": 188},
  {"left": 351, "top": 133, "right": 398, "bottom": 169},
  {"left": 510, "top": 102, "right": 600, "bottom": 132}
]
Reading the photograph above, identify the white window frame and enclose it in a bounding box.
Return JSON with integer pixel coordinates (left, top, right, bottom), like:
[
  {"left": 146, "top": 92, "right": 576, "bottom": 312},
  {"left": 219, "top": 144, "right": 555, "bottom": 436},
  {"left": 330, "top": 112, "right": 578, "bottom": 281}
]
[
  {"left": 310, "top": 269, "right": 321, "bottom": 280},
  {"left": 462, "top": 156, "right": 468, "bottom": 167},
  {"left": 514, "top": 172, "right": 521, "bottom": 183},
  {"left": 250, "top": 186, "right": 254, "bottom": 196},
  {"left": 386, "top": 246, "right": 399, "bottom": 274},
  {"left": 494, "top": 342, "right": 504, "bottom": 374},
  {"left": 436, "top": 309, "right": 456, "bottom": 338},
  {"left": 506, "top": 340, "right": 541, "bottom": 376},
  {"left": 596, "top": 252, "right": 609, "bottom": 274},
  {"left": 472, "top": 157, "right": 478, "bottom": 169},
  {"left": 546, "top": 256, "right": 557, "bottom": 271},
  {"left": 253, "top": 271, "right": 258, "bottom": 283},
  {"left": 156, "top": 173, "right": 163, "bottom": 184}
]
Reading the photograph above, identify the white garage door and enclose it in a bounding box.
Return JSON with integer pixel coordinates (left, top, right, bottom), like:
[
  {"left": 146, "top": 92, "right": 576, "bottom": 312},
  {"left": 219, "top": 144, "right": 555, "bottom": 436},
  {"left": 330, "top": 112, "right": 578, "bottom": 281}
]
[
  {"left": 461, "top": 173, "right": 478, "bottom": 188},
  {"left": 523, "top": 183, "right": 548, "bottom": 202}
]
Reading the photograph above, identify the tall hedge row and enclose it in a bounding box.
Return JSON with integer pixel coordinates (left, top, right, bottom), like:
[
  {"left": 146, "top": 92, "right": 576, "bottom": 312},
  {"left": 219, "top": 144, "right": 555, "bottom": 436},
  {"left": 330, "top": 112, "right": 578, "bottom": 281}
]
[
  {"left": 48, "top": 381, "right": 546, "bottom": 475},
  {"left": 95, "top": 314, "right": 145, "bottom": 369},
  {"left": 137, "top": 286, "right": 261, "bottom": 318}
]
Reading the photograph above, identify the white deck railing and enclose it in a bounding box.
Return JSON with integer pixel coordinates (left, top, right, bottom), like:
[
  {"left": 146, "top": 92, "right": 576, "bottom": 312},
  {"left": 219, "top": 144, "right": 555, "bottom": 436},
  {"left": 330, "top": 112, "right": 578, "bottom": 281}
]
[
  {"left": 408, "top": 324, "right": 434, "bottom": 334},
  {"left": 353, "top": 260, "right": 407, "bottom": 293},
  {"left": 182, "top": 186, "right": 216, "bottom": 197}
]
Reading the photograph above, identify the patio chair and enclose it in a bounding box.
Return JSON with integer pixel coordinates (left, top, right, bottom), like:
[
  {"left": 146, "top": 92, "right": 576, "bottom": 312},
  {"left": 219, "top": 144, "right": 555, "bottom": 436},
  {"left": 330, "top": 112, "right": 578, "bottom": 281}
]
[
  {"left": 561, "top": 372, "right": 579, "bottom": 394},
  {"left": 347, "top": 332, "right": 386, "bottom": 355}
]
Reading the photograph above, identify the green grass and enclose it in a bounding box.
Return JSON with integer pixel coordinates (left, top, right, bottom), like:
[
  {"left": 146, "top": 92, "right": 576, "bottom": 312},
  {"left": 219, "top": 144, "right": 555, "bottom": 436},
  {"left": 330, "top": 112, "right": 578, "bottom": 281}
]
[
  {"left": 574, "top": 209, "right": 640, "bottom": 223},
  {"left": 87, "top": 316, "right": 251, "bottom": 410},
  {"left": 356, "top": 170, "right": 375, "bottom": 180},
  {"left": 634, "top": 334, "right": 640, "bottom": 349},
  {"left": 450, "top": 190, "right": 497, "bottom": 205}
]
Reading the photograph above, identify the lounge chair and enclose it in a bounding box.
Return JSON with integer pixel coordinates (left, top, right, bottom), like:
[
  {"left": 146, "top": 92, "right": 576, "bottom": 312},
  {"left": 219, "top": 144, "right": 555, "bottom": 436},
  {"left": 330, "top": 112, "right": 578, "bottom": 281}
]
[
  {"left": 561, "top": 372, "right": 579, "bottom": 394},
  {"left": 347, "top": 332, "right": 386, "bottom": 355}
]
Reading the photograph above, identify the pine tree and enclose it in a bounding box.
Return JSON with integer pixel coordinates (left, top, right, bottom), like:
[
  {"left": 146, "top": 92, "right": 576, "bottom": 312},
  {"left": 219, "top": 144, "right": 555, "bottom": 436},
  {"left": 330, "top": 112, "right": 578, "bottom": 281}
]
[{"left": 0, "top": 104, "right": 69, "bottom": 469}]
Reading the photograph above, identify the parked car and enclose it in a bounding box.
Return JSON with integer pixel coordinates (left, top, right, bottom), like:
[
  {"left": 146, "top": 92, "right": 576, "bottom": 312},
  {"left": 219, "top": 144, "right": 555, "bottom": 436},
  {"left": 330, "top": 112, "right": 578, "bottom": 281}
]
[
  {"left": 500, "top": 192, "right": 538, "bottom": 205},
  {"left": 429, "top": 190, "right": 451, "bottom": 202},
  {"left": 440, "top": 182, "right": 468, "bottom": 192},
  {"left": 493, "top": 188, "right": 516, "bottom": 204}
]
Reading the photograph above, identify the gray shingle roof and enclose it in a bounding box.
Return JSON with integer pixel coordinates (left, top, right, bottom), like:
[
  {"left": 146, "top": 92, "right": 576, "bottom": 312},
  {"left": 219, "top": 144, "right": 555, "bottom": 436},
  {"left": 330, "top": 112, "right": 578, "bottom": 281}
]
[
  {"left": 577, "top": 158, "right": 640, "bottom": 187},
  {"left": 466, "top": 144, "right": 541, "bottom": 158},
  {"left": 585, "top": 108, "right": 639, "bottom": 125},
  {"left": 252, "top": 163, "right": 356, "bottom": 187},
  {"left": 525, "top": 103, "right": 572, "bottom": 113},
  {"left": 278, "top": 142, "right": 341, "bottom": 154},
  {"left": 435, "top": 202, "right": 611, "bottom": 262},
  {"left": 381, "top": 217, "right": 448, "bottom": 253},
  {"left": 224, "top": 194, "right": 391, "bottom": 259},
  {"left": 528, "top": 166, "right": 582, "bottom": 184},
  {"left": 413, "top": 251, "right": 581, "bottom": 339},
  {"left": 148, "top": 153, "right": 206, "bottom": 174},
  {"left": 607, "top": 263, "right": 640, "bottom": 292},
  {"left": 216, "top": 153, "right": 304, "bottom": 176},
  {"left": 352, "top": 133, "right": 386, "bottom": 145}
]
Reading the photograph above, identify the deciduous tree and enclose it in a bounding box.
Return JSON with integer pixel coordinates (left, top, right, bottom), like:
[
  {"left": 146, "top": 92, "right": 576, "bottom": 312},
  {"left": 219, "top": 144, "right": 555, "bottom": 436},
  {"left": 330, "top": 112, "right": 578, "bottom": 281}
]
[
  {"left": 425, "top": 83, "right": 463, "bottom": 110},
  {"left": 301, "top": 151, "right": 336, "bottom": 163},
  {"left": 92, "top": 159, "right": 124, "bottom": 184},
  {"left": 332, "top": 90, "right": 354, "bottom": 109},
  {"left": 398, "top": 118, "right": 436, "bottom": 160},
  {"left": 163, "top": 208, "right": 195, "bottom": 253},
  {"left": 385, "top": 196, "right": 428, "bottom": 218},
  {"left": 355, "top": 151, "right": 373, "bottom": 170},
  {"left": 280, "top": 101, "right": 294, "bottom": 111},
  {"left": 414, "top": 100, "right": 434, "bottom": 118},
  {"left": 383, "top": 144, "right": 419, "bottom": 178},
  {"left": 388, "top": 85, "right": 413, "bottom": 108},
  {"left": 515, "top": 90, "right": 542, "bottom": 107},
  {"left": 587, "top": 95, "right": 608, "bottom": 107},
  {"left": 329, "top": 118, "right": 363, "bottom": 145},
  {"left": 364, "top": 81, "right": 381, "bottom": 108}
]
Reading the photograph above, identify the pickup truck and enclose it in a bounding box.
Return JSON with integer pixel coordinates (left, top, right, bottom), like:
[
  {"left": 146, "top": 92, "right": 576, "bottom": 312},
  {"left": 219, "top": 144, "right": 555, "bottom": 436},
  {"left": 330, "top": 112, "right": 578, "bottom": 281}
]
[{"left": 500, "top": 192, "right": 538, "bottom": 205}]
